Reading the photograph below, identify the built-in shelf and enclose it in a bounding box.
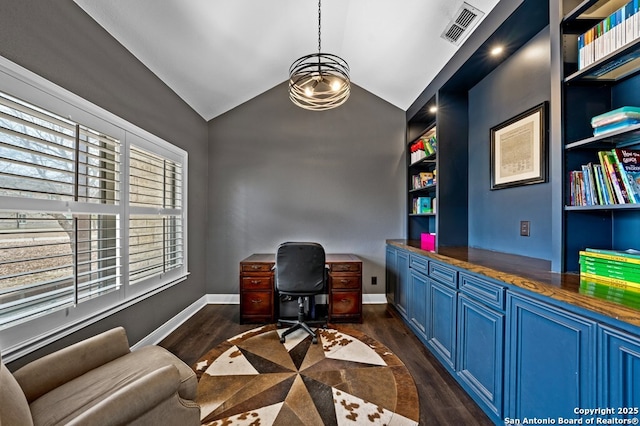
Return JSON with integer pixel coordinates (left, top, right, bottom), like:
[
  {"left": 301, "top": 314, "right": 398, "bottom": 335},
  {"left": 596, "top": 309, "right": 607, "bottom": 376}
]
[
  {"left": 565, "top": 123, "right": 640, "bottom": 149},
  {"left": 564, "top": 37, "right": 640, "bottom": 83},
  {"left": 409, "top": 184, "right": 437, "bottom": 193},
  {"left": 564, "top": 204, "right": 639, "bottom": 211}
]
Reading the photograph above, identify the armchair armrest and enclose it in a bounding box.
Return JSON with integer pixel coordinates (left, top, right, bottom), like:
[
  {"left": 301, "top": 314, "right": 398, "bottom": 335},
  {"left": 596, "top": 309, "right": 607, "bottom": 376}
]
[
  {"left": 65, "top": 365, "right": 193, "bottom": 426},
  {"left": 14, "top": 327, "right": 131, "bottom": 402}
]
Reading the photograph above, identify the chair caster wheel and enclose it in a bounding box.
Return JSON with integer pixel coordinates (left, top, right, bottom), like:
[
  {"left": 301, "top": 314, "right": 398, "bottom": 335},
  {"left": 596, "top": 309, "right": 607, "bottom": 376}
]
[
  {"left": 311, "top": 336, "right": 318, "bottom": 344},
  {"left": 280, "top": 336, "right": 286, "bottom": 343},
  {"left": 277, "top": 321, "right": 282, "bottom": 327}
]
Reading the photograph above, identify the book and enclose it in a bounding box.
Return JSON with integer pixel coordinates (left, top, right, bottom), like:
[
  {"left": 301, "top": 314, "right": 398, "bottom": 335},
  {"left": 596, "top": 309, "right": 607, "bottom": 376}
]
[
  {"left": 599, "top": 150, "right": 630, "bottom": 203},
  {"left": 584, "top": 247, "right": 640, "bottom": 259},
  {"left": 612, "top": 148, "right": 640, "bottom": 203},
  {"left": 580, "top": 253, "right": 640, "bottom": 271},
  {"left": 418, "top": 197, "right": 432, "bottom": 214},
  {"left": 593, "top": 164, "right": 612, "bottom": 204},
  {"left": 597, "top": 151, "right": 618, "bottom": 204},
  {"left": 581, "top": 249, "right": 640, "bottom": 265}
]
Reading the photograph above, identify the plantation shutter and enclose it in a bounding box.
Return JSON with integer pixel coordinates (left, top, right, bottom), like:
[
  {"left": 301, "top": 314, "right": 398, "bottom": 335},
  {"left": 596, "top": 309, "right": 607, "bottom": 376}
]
[
  {"left": 128, "top": 146, "right": 183, "bottom": 284},
  {"left": 0, "top": 91, "right": 121, "bottom": 327}
]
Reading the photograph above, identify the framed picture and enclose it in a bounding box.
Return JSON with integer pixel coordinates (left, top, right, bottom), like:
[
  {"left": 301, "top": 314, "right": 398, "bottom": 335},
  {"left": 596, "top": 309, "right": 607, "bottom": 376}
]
[{"left": 490, "top": 102, "right": 547, "bottom": 190}]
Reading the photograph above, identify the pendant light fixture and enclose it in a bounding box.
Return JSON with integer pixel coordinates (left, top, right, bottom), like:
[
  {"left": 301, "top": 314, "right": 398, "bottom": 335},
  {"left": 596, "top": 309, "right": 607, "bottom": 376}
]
[{"left": 289, "top": 0, "right": 350, "bottom": 111}]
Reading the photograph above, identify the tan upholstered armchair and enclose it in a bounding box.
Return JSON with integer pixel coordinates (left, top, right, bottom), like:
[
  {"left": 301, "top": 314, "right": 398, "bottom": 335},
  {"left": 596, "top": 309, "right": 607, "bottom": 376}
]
[{"left": 0, "top": 327, "right": 200, "bottom": 426}]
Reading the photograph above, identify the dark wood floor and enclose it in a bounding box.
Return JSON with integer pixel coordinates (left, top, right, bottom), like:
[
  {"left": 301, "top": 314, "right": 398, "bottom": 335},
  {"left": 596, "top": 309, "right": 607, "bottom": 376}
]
[{"left": 159, "top": 304, "right": 494, "bottom": 425}]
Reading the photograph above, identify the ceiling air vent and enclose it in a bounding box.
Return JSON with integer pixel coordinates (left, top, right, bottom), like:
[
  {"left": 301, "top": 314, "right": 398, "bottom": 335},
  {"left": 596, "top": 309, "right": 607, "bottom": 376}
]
[{"left": 441, "top": 2, "right": 485, "bottom": 46}]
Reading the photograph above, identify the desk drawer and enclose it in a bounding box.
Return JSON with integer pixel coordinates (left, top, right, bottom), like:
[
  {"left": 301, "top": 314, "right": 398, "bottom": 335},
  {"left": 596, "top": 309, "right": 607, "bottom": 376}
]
[
  {"left": 330, "top": 262, "right": 361, "bottom": 273},
  {"left": 429, "top": 261, "right": 457, "bottom": 288},
  {"left": 330, "top": 291, "right": 361, "bottom": 316},
  {"left": 241, "top": 263, "right": 273, "bottom": 273},
  {"left": 241, "top": 276, "right": 272, "bottom": 290},
  {"left": 331, "top": 275, "right": 361, "bottom": 289},
  {"left": 241, "top": 292, "right": 273, "bottom": 316}
]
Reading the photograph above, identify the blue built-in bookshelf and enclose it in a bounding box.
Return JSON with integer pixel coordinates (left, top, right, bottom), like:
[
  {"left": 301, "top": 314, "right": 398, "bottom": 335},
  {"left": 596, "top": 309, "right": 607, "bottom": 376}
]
[
  {"left": 563, "top": 0, "right": 640, "bottom": 272},
  {"left": 406, "top": 0, "right": 549, "bottom": 258}
]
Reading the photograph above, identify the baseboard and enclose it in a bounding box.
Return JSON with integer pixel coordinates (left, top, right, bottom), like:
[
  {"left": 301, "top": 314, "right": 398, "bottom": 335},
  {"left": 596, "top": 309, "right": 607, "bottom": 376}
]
[
  {"left": 136, "top": 293, "right": 388, "bottom": 347},
  {"left": 362, "top": 293, "right": 387, "bottom": 304}
]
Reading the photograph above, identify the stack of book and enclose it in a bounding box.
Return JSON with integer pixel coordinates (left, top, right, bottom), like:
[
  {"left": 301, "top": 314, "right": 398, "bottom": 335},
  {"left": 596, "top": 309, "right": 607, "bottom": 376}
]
[
  {"left": 579, "top": 248, "right": 640, "bottom": 309},
  {"left": 591, "top": 106, "right": 640, "bottom": 135},
  {"left": 411, "top": 171, "right": 436, "bottom": 189},
  {"left": 578, "top": 0, "right": 640, "bottom": 70},
  {"left": 409, "top": 135, "right": 437, "bottom": 164},
  {"left": 568, "top": 148, "right": 640, "bottom": 206},
  {"left": 412, "top": 197, "right": 432, "bottom": 214}
]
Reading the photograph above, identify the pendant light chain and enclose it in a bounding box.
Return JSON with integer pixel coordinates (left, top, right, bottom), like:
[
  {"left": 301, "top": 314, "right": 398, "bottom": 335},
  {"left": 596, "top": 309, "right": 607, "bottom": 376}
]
[{"left": 317, "top": 0, "right": 322, "bottom": 53}]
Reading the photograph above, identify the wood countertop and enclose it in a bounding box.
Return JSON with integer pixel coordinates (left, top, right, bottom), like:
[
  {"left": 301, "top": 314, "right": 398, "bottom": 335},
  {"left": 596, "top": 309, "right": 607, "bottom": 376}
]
[{"left": 387, "top": 240, "right": 640, "bottom": 329}]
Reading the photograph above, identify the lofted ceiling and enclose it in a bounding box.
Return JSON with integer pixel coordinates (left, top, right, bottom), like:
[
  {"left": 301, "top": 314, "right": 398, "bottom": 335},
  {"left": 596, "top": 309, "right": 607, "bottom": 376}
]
[{"left": 73, "top": 0, "right": 500, "bottom": 121}]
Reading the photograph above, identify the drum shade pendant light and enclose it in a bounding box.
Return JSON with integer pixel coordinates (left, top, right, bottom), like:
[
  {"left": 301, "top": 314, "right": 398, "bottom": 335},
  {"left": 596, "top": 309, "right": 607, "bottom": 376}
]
[{"left": 289, "top": 0, "right": 350, "bottom": 111}]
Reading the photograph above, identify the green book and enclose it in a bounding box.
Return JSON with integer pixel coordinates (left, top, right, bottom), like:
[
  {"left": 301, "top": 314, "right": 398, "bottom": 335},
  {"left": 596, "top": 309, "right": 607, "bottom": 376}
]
[
  {"left": 580, "top": 249, "right": 640, "bottom": 266},
  {"left": 579, "top": 258, "right": 640, "bottom": 283}
]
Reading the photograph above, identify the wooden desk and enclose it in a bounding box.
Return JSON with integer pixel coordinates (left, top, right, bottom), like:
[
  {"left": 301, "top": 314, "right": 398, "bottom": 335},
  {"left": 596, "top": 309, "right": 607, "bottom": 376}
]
[{"left": 239, "top": 253, "right": 362, "bottom": 324}]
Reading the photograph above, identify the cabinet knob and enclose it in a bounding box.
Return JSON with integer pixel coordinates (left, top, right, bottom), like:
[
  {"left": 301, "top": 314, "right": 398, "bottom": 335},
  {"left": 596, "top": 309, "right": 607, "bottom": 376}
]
[
  {"left": 251, "top": 265, "right": 260, "bottom": 270},
  {"left": 340, "top": 279, "right": 349, "bottom": 284},
  {"left": 251, "top": 280, "right": 260, "bottom": 284},
  {"left": 251, "top": 299, "right": 262, "bottom": 304},
  {"left": 341, "top": 298, "right": 350, "bottom": 304}
]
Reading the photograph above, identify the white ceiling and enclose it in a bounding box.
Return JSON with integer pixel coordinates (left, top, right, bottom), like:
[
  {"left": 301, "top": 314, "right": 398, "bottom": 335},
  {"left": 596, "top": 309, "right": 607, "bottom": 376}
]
[{"left": 73, "top": 0, "right": 499, "bottom": 121}]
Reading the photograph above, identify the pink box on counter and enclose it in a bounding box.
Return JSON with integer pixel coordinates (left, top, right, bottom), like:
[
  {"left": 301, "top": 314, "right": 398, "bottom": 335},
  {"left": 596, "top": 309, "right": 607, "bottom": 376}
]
[{"left": 421, "top": 233, "right": 436, "bottom": 251}]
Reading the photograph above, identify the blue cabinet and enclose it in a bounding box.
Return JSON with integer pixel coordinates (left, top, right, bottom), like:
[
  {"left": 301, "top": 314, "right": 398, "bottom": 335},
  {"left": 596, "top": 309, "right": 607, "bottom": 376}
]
[
  {"left": 505, "top": 293, "right": 597, "bottom": 420},
  {"left": 598, "top": 325, "right": 640, "bottom": 409},
  {"left": 457, "top": 293, "right": 504, "bottom": 419},
  {"left": 427, "top": 277, "right": 457, "bottom": 370},
  {"left": 409, "top": 268, "right": 428, "bottom": 341}
]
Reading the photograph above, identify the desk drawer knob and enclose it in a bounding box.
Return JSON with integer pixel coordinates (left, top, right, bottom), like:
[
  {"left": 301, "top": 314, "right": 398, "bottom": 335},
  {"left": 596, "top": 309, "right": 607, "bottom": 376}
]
[
  {"left": 251, "top": 280, "right": 260, "bottom": 285},
  {"left": 251, "top": 298, "right": 263, "bottom": 304},
  {"left": 251, "top": 265, "right": 260, "bottom": 270}
]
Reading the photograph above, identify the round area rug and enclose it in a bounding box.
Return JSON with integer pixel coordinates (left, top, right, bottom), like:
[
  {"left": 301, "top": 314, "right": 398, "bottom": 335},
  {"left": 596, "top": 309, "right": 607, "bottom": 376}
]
[{"left": 193, "top": 324, "right": 419, "bottom": 426}]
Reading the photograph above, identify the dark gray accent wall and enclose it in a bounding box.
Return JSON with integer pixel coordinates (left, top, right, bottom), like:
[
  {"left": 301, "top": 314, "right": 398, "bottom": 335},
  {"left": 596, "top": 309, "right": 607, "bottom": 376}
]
[
  {"left": 208, "top": 82, "right": 405, "bottom": 296},
  {"left": 1, "top": 0, "right": 208, "bottom": 365},
  {"left": 468, "top": 27, "right": 553, "bottom": 260}
]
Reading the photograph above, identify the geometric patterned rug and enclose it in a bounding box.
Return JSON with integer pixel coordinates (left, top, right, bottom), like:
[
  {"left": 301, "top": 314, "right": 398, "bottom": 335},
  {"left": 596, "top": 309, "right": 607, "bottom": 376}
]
[{"left": 193, "top": 324, "right": 420, "bottom": 425}]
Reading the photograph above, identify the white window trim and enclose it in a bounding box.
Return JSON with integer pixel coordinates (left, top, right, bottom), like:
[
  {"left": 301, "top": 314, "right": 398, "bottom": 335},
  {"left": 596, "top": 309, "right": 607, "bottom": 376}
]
[{"left": 0, "top": 55, "right": 189, "bottom": 363}]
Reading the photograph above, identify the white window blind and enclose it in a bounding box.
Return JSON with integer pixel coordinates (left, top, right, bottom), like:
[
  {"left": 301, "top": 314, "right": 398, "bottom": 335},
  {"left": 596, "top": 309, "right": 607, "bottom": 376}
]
[
  {"left": 0, "top": 90, "right": 125, "bottom": 328},
  {"left": 0, "top": 92, "right": 120, "bottom": 203},
  {"left": 129, "top": 147, "right": 184, "bottom": 284}
]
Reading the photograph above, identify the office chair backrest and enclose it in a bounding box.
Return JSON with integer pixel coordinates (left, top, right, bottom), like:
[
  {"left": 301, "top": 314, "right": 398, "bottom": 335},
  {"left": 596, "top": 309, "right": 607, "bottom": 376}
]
[{"left": 275, "top": 242, "right": 326, "bottom": 295}]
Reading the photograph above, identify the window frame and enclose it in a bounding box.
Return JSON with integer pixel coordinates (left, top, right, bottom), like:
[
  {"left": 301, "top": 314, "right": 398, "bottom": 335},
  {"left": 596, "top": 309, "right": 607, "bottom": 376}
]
[{"left": 0, "top": 56, "right": 189, "bottom": 362}]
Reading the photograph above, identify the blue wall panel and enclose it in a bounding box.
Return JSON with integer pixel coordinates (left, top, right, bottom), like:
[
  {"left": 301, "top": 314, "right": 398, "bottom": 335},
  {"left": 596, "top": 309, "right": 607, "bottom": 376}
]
[{"left": 468, "top": 28, "right": 553, "bottom": 260}]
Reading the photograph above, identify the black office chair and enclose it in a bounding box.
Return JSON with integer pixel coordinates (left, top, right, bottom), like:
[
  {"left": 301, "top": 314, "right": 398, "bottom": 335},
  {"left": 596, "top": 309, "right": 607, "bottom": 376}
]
[{"left": 274, "top": 242, "right": 328, "bottom": 344}]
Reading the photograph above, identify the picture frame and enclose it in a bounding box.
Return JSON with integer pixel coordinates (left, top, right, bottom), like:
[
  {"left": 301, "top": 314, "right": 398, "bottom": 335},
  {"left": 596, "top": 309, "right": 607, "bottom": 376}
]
[{"left": 490, "top": 102, "right": 547, "bottom": 190}]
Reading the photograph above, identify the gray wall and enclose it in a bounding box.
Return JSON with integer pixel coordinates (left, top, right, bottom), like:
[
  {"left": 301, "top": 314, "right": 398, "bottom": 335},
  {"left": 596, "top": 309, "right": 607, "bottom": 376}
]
[
  {"left": 468, "top": 28, "right": 553, "bottom": 260},
  {"left": 208, "top": 82, "right": 405, "bottom": 296},
  {"left": 1, "top": 0, "right": 208, "bottom": 366}
]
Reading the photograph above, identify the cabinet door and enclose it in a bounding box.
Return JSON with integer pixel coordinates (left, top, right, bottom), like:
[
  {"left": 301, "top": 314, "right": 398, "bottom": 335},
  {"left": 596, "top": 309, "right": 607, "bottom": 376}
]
[
  {"left": 396, "top": 250, "right": 409, "bottom": 318},
  {"left": 457, "top": 294, "right": 504, "bottom": 418},
  {"left": 505, "top": 293, "right": 596, "bottom": 420},
  {"left": 385, "top": 246, "right": 397, "bottom": 304},
  {"left": 409, "top": 269, "right": 428, "bottom": 341},
  {"left": 428, "top": 278, "right": 457, "bottom": 370},
  {"left": 599, "top": 325, "right": 640, "bottom": 409}
]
